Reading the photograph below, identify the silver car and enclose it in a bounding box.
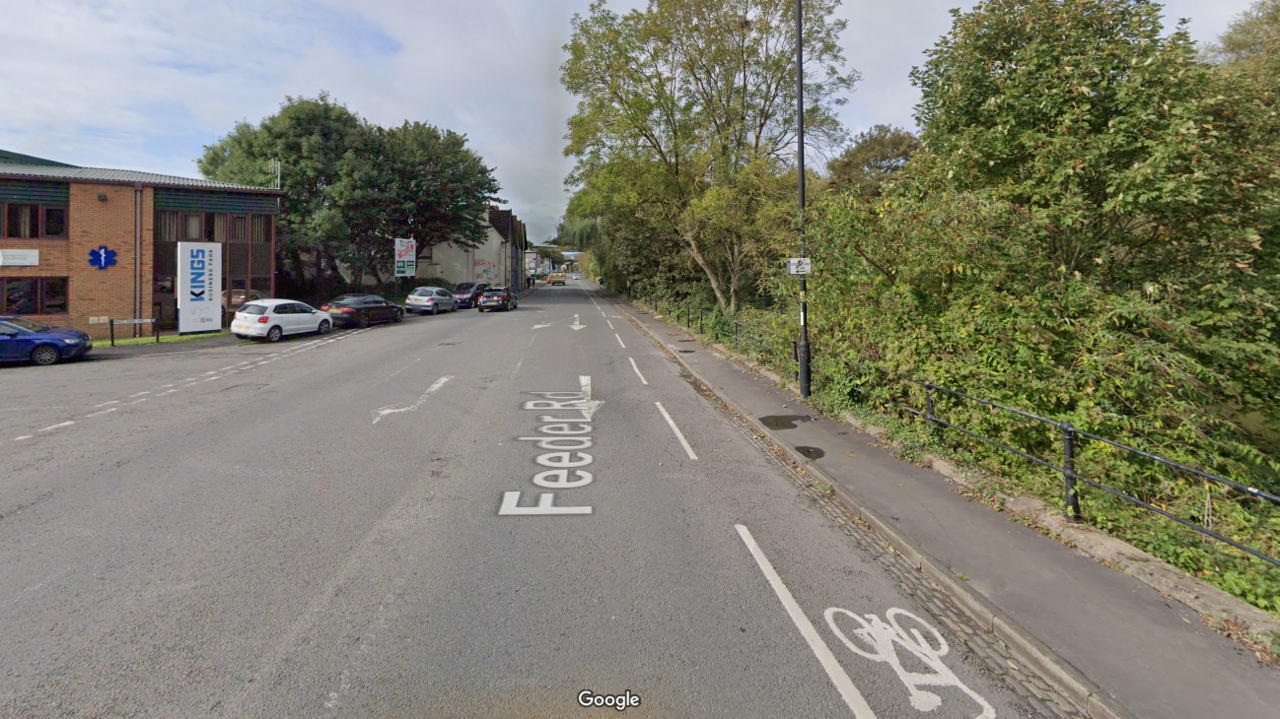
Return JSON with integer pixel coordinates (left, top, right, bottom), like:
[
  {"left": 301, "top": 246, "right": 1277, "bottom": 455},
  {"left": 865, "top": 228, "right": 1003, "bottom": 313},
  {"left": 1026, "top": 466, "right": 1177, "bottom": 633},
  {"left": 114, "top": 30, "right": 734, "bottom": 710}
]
[{"left": 405, "top": 286, "right": 458, "bottom": 315}]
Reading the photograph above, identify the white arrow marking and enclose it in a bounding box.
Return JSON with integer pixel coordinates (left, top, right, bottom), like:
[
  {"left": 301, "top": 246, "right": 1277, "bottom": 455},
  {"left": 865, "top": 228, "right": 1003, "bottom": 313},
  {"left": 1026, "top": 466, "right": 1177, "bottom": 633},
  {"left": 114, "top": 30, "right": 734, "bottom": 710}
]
[
  {"left": 372, "top": 376, "right": 451, "bottom": 425},
  {"left": 575, "top": 374, "right": 604, "bottom": 420},
  {"left": 570, "top": 314, "right": 587, "bottom": 331}
]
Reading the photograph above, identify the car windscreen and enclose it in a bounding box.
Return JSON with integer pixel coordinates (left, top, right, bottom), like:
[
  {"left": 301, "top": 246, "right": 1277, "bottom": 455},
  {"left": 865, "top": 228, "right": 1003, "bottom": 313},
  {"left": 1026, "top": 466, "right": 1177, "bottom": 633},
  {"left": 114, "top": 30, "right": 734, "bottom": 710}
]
[
  {"left": 411, "top": 287, "right": 438, "bottom": 296},
  {"left": 238, "top": 304, "right": 268, "bottom": 315},
  {"left": 454, "top": 284, "right": 475, "bottom": 292},
  {"left": 4, "top": 318, "right": 52, "bottom": 332},
  {"left": 329, "top": 295, "right": 363, "bottom": 304},
  {"left": 482, "top": 290, "right": 505, "bottom": 297}
]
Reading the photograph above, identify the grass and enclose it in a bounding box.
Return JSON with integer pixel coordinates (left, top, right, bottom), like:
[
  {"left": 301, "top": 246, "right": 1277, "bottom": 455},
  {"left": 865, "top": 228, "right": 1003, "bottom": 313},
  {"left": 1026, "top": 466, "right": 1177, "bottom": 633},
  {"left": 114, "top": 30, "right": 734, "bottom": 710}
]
[{"left": 107, "top": 331, "right": 232, "bottom": 347}]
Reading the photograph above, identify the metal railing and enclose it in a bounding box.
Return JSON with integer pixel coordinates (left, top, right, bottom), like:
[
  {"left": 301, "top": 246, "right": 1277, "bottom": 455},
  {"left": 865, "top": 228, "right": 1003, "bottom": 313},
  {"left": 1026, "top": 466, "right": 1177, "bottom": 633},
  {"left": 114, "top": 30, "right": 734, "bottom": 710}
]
[{"left": 634, "top": 292, "right": 1280, "bottom": 569}]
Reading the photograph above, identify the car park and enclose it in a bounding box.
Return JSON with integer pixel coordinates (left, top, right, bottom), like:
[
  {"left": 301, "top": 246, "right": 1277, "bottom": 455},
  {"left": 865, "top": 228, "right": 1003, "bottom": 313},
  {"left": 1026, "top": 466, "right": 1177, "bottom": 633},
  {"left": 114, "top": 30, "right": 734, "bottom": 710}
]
[
  {"left": 477, "top": 287, "right": 518, "bottom": 312},
  {"left": 405, "top": 286, "right": 458, "bottom": 315},
  {"left": 451, "top": 282, "right": 489, "bottom": 309},
  {"left": 0, "top": 316, "right": 93, "bottom": 366},
  {"left": 321, "top": 294, "right": 404, "bottom": 328},
  {"left": 231, "top": 299, "right": 332, "bottom": 342}
]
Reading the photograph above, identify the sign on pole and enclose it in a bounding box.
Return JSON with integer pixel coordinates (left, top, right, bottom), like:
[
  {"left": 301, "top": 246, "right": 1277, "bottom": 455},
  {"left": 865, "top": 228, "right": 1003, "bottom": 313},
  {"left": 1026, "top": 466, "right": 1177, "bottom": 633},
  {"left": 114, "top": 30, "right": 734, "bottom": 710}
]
[
  {"left": 787, "top": 257, "right": 812, "bottom": 276},
  {"left": 395, "top": 238, "right": 417, "bottom": 278},
  {"left": 177, "top": 242, "right": 223, "bottom": 333}
]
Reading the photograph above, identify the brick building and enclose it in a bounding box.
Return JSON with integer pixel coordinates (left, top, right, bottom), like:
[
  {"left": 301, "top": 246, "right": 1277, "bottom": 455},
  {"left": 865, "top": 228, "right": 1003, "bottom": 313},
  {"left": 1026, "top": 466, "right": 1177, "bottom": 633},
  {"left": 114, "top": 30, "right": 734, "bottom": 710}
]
[{"left": 0, "top": 150, "right": 282, "bottom": 338}]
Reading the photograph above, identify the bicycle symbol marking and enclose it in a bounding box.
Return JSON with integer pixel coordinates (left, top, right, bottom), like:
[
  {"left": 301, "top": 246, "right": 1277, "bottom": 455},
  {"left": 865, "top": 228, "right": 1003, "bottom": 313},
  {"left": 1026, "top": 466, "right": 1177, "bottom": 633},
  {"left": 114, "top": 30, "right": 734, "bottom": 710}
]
[{"left": 824, "top": 607, "right": 996, "bottom": 719}]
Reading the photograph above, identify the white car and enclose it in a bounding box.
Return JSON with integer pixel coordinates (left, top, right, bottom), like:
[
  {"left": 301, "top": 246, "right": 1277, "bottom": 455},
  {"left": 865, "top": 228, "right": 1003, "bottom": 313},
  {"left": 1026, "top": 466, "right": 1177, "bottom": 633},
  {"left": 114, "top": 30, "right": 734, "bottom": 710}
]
[
  {"left": 405, "top": 286, "right": 459, "bottom": 315},
  {"left": 231, "top": 299, "right": 332, "bottom": 342}
]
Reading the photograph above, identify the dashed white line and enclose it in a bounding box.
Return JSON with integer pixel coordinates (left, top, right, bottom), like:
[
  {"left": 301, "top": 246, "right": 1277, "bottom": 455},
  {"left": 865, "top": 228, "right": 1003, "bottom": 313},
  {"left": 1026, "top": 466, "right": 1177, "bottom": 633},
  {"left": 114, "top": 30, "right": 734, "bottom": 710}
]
[
  {"left": 204, "top": 371, "right": 218, "bottom": 375},
  {"left": 615, "top": 334, "right": 626, "bottom": 349},
  {"left": 735, "top": 524, "right": 878, "bottom": 719},
  {"left": 160, "top": 384, "right": 175, "bottom": 388},
  {"left": 37, "top": 421, "right": 75, "bottom": 433},
  {"left": 14, "top": 436, "right": 33, "bottom": 441},
  {"left": 128, "top": 391, "right": 151, "bottom": 398},
  {"left": 654, "top": 402, "right": 697, "bottom": 459},
  {"left": 607, "top": 320, "right": 615, "bottom": 330},
  {"left": 94, "top": 401, "right": 120, "bottom": 408},
  {"left": 84, "top": 408, "right": 119, "bottom": 418},
  {"left": 629, "top": 357, "right": 648, "bottom": 385},
  {"left": 129, "top": 398, "right": 148, "bottom": 405}
]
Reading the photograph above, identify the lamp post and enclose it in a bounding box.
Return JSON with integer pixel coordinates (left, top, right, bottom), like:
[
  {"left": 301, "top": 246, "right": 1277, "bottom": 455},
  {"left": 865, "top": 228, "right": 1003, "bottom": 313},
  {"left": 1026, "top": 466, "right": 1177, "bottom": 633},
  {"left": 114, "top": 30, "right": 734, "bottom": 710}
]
[{"left": 796, "top": 0, "right": 812, "bottom": 400}]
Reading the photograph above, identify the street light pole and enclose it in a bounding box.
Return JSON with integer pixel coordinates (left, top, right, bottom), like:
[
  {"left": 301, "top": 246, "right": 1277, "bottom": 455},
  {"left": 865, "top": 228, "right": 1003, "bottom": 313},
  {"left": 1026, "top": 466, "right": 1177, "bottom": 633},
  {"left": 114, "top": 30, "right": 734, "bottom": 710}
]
[{"left": 796, "top": 0, "right": 812, "bottom": 400}]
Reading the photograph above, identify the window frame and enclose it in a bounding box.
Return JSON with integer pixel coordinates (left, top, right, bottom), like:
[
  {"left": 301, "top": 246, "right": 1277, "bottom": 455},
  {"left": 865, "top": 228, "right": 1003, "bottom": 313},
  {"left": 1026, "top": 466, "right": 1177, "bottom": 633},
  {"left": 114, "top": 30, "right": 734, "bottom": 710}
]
[{"left": 0, "top": 276, "right": 69, "bottom": 315}]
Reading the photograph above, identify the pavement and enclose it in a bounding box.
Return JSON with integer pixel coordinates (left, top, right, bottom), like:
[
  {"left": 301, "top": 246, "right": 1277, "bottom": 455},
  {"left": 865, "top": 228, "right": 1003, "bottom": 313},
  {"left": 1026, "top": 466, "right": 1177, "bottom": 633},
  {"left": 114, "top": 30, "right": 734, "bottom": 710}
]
[
  {"left": 0, "top": 280, "right": 1063, "bottom": 718},
  {"left": 601, "top": 288, "right": 1280, "bottom": 719}
]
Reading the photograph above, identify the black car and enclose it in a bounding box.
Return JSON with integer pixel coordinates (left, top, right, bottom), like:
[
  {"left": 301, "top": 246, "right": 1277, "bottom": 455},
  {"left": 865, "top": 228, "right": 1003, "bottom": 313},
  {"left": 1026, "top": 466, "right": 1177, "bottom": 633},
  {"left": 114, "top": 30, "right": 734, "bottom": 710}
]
[
  {"left": 451, "top": 282, "right": 490, "bottom": 309},
  {"left": 477, "top": 287, "right": 518, "bottom": 312},
  {"left": 321, "top": 294, "right": 404, "bottom": 328}
]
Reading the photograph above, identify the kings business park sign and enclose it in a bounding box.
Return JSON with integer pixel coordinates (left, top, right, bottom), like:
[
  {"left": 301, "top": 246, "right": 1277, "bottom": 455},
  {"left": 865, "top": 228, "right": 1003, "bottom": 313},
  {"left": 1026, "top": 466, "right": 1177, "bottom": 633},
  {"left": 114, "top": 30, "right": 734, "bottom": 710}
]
[{"left": 177, "top": 242, "right": 223, "bottom": 333}]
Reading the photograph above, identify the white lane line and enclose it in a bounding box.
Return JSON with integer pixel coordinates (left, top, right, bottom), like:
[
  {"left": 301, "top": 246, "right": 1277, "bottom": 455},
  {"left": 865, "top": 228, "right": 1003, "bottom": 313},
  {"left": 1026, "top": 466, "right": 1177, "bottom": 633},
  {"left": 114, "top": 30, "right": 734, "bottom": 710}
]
[
  {"left": 607, "top": 320, "right": 615, "bottom": 330},
  {"left": 129, "top": 398, "right": 148, "bottom": 405},
  {"left": 735, "top": 525, "right": 879, "bottom": 719},
  {"left": 654, "top": 402, "right": 697, "bottom": 459},
  {"left": 183, "top": 377, "right": 197, "bottom": 382},
  {"left": 201, "top": 376, "right": 222, "bottom": 382},
  {"left": 160, "top": 384, "right": 175, "bottom": 388},
  {"left": 371, "top": 376, "right": 451, "bottom": 425},
  {"left": 14, "top": 436, "right": 33, "bottom": 441},
  {"left": 220, "top": 365, "right": 237, "bottom": 371},
  {"left": 629, "top": 357, "right": 648, "bottom": 385},
  {"left": 94, "top": 401, "right": 120, "bottom": 408},
  {"left": 128, "top": 391, "right": 151, "bottom": 398},
  {"left": 84, "top": 408, "right": 119, "bottom": 418},
  {"left": 204, "top": 371, "right": 218, "bottom": 375},
  {"left": 615, "top": 334, "right": 626, "bottom": 349},
  {"left": 511, "top": 357, "right": 524, "bottom": 379},
  {"left": 37, "top": 421, "right": 75, "bottom": 433}
]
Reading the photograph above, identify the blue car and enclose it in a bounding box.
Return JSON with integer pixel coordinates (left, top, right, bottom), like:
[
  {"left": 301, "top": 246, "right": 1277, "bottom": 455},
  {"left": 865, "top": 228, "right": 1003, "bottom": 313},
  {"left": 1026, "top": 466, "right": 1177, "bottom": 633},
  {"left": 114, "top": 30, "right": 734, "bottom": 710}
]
[{"left": 0, "top": 316, "right": 93, "bottom": 366}]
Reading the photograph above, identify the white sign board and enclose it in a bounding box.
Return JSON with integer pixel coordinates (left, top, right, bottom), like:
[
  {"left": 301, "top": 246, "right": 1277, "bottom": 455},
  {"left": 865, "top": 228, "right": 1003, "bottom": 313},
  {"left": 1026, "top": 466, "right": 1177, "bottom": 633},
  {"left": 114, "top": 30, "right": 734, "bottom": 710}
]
[
  {"left": 177, "top": 242, "right": 223, "bottom": 333},
  {"left": 0, "top": 249, "right": 39, "bottom": 266},
  {"left": 394, "top": 238, "right": 417, "bottom": 278},
  {"left": 787, "top": 257, "right": 812, "bottom": 276}
]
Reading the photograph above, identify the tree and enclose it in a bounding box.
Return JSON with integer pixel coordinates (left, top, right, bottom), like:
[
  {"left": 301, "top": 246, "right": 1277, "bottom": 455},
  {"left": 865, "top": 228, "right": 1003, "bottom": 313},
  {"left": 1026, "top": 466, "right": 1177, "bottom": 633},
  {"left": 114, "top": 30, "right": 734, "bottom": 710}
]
[
  {"left": 1211, "top": 0, "right": 1280, "bottom": 84},
  {"left": 561, "top": 0, "right": 859, "bottom": 312},
  {"left": 825, "top": 124, "right": 918, "bottom": 197}
]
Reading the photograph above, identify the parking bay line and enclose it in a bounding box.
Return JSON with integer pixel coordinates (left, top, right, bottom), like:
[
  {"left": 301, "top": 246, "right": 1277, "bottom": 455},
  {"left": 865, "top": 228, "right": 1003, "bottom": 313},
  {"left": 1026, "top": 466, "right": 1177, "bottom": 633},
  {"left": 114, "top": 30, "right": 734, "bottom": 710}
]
[
  {"left": 735, "top": 524, "right": 878, "bottom": 719},
  {"left": 654, "top": 402, "right": 696, "bottom": 459},
  {"left": 629, "top": 357, "right": 648, "bottom": 385}
]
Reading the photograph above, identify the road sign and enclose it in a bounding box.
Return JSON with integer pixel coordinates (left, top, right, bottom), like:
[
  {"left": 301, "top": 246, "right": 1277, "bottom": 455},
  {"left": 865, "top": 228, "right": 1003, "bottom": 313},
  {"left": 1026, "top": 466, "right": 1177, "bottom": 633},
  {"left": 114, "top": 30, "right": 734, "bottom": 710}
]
[
  {"left": 112, "top": 318, "right": 156, "bottom": 326},
  {"left": 177, "top": 242, "right": 222, "bottom": 334},
  {"left": 395, "top": 238, "right": 417, "bottom": 278},
  {"left": 787, "top": 257, "right": 811, "bottom": 276}
]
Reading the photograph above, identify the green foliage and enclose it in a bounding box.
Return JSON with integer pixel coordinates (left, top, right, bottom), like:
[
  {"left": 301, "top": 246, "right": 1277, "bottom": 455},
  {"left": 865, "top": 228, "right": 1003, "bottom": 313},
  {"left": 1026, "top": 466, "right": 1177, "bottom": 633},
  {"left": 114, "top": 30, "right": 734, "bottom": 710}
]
[
  {"left": 199, "top": 93, "right": 501, "bottom": 286},
  {"left": 1210, "top": 0, "right": 1280, "bottom": 84},
  {"left": 561, "top": 0, "right": 857, "bottom": 312},
  {"left": 825, "top": 124, "right": 918, "bottom": 197}
]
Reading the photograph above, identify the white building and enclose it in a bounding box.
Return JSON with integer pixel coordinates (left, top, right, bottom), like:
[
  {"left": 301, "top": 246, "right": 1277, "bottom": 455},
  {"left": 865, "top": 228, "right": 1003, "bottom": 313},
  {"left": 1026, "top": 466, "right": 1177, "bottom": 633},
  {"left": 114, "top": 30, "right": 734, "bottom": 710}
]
[{"left": 419, "top": 206, "right": 525, "bottom": 287}]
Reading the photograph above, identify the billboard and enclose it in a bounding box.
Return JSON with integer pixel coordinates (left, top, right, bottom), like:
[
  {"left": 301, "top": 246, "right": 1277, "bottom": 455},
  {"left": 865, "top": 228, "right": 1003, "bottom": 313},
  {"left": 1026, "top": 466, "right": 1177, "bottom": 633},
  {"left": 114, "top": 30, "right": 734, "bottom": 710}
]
[{"left": 177, "top": 242, "right": 223, "bottom": 333}]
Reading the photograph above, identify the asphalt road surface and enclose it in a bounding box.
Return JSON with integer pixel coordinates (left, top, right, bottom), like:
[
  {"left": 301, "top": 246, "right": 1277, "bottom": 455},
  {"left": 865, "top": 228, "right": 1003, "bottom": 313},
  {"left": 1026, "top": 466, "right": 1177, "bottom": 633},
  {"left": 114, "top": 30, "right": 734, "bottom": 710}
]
[{"left": 1, "top": 281, "right": 1036, "bottom": 718}]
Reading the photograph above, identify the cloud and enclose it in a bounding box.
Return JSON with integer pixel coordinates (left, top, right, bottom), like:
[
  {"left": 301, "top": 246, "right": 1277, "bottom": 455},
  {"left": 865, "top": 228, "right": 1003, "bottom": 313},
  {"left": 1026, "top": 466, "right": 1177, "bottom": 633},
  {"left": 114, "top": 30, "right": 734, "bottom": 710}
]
[{"left": 0, "top": 0, "right": 1257, "bottom": 241}]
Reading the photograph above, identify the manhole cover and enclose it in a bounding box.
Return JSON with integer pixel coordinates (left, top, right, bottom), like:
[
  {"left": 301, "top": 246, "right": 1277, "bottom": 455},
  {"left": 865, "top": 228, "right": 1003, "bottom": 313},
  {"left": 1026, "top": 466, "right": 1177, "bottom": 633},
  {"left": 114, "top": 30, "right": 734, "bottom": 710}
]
[{"left": 758, "top": 415, "right": 810, "bottom": 430}]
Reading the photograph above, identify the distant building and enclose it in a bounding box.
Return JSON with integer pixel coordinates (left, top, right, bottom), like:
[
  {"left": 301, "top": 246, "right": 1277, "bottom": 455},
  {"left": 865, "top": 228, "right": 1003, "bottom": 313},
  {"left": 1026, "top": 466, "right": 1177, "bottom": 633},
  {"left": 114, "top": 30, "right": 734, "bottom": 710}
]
[
  {"left": 424, "top": 206, "right": 527, "bottom": 288},
  {"left": 0, "top": 149, "right": 281, "bottom": 337}
]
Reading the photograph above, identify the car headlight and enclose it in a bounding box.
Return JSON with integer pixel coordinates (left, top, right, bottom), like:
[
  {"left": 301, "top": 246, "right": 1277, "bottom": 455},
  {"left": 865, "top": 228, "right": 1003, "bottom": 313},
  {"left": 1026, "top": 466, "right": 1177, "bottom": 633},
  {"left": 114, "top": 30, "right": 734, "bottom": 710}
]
[{"left": 62, "top": 338, "right": 81, "bottom": 345}]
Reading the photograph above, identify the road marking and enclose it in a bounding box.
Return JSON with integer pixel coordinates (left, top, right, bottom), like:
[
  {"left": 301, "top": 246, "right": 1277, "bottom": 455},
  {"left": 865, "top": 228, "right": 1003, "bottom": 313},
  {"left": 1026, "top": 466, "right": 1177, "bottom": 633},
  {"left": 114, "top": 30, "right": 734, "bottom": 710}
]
[
  {"left": 183, "top": 377, "right": 196, "bottom": 382},
  {"left": 570, "top": 314, "right": 586, "bottom": 331},
  {"left": 824, "top": 607, "right": 994, "bottom": 717},
  {"left": 14, "top": 436, "right": 33, "bottom": 441},
  {"left": 84, "top": 408, "right": 118, "bottom": 418},
  {"left": 37, "top": 421, "right": 75, "bottom": 433},
  {"left": 735, "top": 525, "right": 878, "bottom": 719},
  {"left": 130, "top": 398, "right": 148, "bottom": 405},
  {"left": 629, "top": 357, "right": 648, "bottom": 385},
  {"left": 94, "top": 401, "right": 120, "bottom": 408},
  {"left": 511, "top": 357, "right": 524, "bottom": 379},
  {"left": 204, "top": 371, "right": 218, "bottom": 375},
  {"left": 654, "top": 402, "right": 696, "bottom": 459},
  {"left": 371, "top": 376, "right": 451, "bottom": 425},
  {"left": 128, "top": 391, "right": 151, "bottom": 397},
  {"left": 202, "top": 376, "right": 222, "bottom": 382},
  {"left": 160, "top": 384, "right": 175, "bottom": 388},
  {"left": 220, "top": 365, "right": 237, "bottom": 371},
  {"left": 607, "top": 319, "right": 615, "bottom": 329},
  {"left": 615, "top": 334, "right": 626, "bottom": 349}
]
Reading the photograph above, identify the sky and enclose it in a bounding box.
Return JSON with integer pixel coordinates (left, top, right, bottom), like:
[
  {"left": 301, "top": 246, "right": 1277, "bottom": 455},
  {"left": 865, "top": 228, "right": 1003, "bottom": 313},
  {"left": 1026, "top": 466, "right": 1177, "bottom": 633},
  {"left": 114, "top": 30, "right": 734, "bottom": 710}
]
[{"left": 0, "top": 0, "right": 1257, "bottom": 244}]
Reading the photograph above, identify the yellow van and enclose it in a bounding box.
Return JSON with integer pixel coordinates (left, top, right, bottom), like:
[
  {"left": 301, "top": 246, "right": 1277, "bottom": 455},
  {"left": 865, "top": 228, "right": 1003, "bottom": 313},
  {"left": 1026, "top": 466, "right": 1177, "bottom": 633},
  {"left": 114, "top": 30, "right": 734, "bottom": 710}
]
[{"left": 549, "top": 273, "right": 566, "bottom": 286}]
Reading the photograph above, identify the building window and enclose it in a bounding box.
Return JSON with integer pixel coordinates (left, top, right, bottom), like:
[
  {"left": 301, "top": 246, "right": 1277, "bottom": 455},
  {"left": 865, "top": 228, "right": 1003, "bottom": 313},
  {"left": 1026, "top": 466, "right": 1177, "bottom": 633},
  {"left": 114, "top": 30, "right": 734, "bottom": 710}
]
[
  {"left": 1, "top": 277, "right": 68, "bottom": 314},
  {"left": 44, "top": 207, "right": 66, "bottom": 237},
  {"left": 183, "top": 213, "right": 202, "bottom": 241},
  {"left": 5, "top": 204, "right": 38, "bottom": 238}
]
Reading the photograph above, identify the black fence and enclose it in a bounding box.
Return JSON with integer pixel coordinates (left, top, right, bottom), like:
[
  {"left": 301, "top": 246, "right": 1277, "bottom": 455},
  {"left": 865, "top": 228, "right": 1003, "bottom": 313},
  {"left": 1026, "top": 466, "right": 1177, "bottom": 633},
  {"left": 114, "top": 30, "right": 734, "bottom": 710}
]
[{"left": 637, "top": 293, "right": 1280, "bottom": 570}]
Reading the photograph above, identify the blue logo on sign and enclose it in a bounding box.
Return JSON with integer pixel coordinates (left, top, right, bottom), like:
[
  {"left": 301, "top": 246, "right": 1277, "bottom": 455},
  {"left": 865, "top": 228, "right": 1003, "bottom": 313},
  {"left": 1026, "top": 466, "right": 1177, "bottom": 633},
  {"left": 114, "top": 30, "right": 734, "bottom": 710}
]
[
  {"left": 188, "top": 248, "right": 207, "bottom": 301},
  {"left": 89, "top": 246, "right": 118, "bottom": 270}
]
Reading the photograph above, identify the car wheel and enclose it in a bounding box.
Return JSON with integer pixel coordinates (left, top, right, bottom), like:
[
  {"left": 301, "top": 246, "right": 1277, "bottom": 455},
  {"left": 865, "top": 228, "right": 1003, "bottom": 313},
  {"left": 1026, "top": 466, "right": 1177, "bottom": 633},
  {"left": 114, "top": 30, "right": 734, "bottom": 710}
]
[
  {"left": 431, "top": 304, "right": 440, "bottom": 316},
  {"left": 357, "top": 312, "right": 370, "bottom": 329},
  {"left": 393, "top": 308, "right": 404, "bottom": 323},
  {"left": 318, "top": 320, "right": 331, "bottom": 335},
  {"left": 266, "top": 326, "right": 283, "bottom": 343},
  {"left": 30, "top": 345, "right": 60, "bottom": 366}
]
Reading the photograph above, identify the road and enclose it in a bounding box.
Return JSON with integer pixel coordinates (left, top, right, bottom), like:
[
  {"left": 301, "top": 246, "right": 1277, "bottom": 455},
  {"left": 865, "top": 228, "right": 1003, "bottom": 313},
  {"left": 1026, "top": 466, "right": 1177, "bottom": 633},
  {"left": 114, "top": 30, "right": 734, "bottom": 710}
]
[{"left": 0, "top": 281, "right": 1039, "bottom": 718}]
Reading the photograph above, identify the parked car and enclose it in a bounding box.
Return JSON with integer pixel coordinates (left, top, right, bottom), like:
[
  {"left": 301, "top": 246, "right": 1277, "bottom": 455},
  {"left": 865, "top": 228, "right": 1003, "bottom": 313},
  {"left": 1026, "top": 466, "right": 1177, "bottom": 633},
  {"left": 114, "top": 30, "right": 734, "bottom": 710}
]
[
  {"left": 220, "top": 289, "right": 269, "bottom": 324},
  {"left": 321, "top": 294, "right": 404, "bottom": 328},
  {"left": 0, "top": 316, "right": 92, "bottom": 366},
  {"left": 230, "top": 299, "right": 332, "bottom": 342},
  {"left": 477, "top": 287, "right": 518, "bottom": 312},
  {"left": 451, "top": 282, "right": 490, "bottom": 309},
  {"left": 405, "top": 286, "right": 458, "bottom": 315}
]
